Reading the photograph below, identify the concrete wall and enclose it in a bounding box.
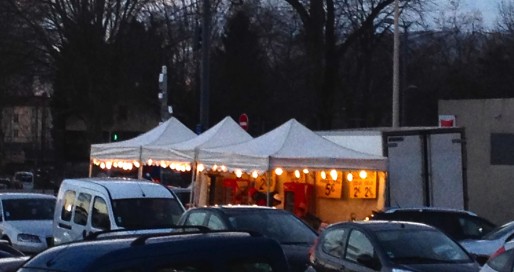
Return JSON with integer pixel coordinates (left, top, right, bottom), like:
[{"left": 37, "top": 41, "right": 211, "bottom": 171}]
[{"left": 439, "top": 98, "right": 514, "bottom": 225}]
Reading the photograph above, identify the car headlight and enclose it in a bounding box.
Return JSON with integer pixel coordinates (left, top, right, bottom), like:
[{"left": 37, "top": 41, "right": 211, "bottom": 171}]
[{"left": 17, "top": 234, "right": 42, "bottom": 243}]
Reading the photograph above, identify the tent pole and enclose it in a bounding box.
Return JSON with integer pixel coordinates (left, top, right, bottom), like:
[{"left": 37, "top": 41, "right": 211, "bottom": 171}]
[
  {"left": 138, "top": 165, "right": 143, "bottom": 179},
  {"left": 88, "top": 161, "right": 93, "bottom": 177},
  {"left": 138, "top": 146, "right": 143, "bottom": 179},
  {"left": 189, "top": 162, "right": 197, "bottom": 208},
  {"left": 266, "top": 171, "right": 271, "bottom": 206}
]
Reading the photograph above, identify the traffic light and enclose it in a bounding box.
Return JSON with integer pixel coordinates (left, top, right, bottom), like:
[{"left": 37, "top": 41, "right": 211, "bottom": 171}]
[{"left": 112, "top": 132, "right": 119, "bottom": 142}]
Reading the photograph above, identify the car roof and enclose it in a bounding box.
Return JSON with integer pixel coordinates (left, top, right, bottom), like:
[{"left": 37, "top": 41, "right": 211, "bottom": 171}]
[
  {"left": 62, "top": 178, "right": 173, "bottom": 199},
  {"left": 23, "top": 231, "right": 287, "bottom": 271},
  {"left": 186, "top": 205, "right": 284, "bottom": 215},
  {"left": 330, "top": 220, "right": 437, "bottom": 232},
  {"left": 379, "top": 207, "right": 477, "bottom": 216},
  {"left": 0, "top": 193, "right": 56, "bottom": 200}
]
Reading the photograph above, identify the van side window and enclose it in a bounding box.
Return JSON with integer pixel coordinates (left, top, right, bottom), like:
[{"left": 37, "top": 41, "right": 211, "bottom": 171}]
[
  {"left": 92, "top": 197, "right": 110, "bottom": 230},
  {"left": 73, "top": 193, "right": 92, "bottom": 226},
  {"left": 61, "top": 190, "right": 76, "bottom": 221}
]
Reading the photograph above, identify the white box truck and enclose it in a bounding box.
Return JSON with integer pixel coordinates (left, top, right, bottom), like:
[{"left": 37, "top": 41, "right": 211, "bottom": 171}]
[{"left": 317, "top": 127, "right": 467, "bottom": 209}]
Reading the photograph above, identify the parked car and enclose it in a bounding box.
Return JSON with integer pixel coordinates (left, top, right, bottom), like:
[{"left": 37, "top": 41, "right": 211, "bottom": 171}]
[
  {"left": 0, "top": 193, "right": 55, "bottom": 254},
  {"left": 480, "top": 240, "right": 514, "bottom": 272},
  {"left": 12, "top": 172, "right": 34, "bottom": 191},
  {"left": 17, "top": 229, "right": 290, "bottom": 272},
  {"left": 178, "top": 205, "right": 318, "bottom": 272},
  {"left": 306, "top": 220, "right": 480, "bottom": 272},
  {"left": 0, "top": 178, "right": 11, "bottom": 190},
  {"left": 0, "top": 241, "right": 28, "bottom": 272},
  {"left": 460, "top": 220, "right": 514, "bottom": 265},
  {"left": 370, "top": 207, "right": 496, "bottom": 241},
  {"left": 53, "top": 177, "right": 186, "bottom": 245},
  {"left": 167, "top": 186, "right": 192, "bottom": 208}
]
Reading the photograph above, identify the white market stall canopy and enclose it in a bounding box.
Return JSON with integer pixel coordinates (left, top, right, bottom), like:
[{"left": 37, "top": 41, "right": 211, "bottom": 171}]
[
  {"left": 90, "top": 117, "right": 197, "bottom": 162},
  {"left": 197, "top": 119, "right": 388, "bottom": 172},
  {"left": 142, "top": 116, "right": 253, "bottom": 163}
]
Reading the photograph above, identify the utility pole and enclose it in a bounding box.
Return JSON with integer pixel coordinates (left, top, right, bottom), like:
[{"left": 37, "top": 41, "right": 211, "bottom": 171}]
[
  {"left": 159, "top": 65, "right": 172, "bottom": 122},
  {"left": 199, "top": 0, "right": 210, "bottom": 133},
  {"left": 392, "top": 0, "right": 400, "bottom": 128}
]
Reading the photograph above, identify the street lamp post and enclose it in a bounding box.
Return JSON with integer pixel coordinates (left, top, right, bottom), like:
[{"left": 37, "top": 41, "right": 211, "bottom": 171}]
[{"left": 392, "top": 0, "right": 400, "bottom": 128}]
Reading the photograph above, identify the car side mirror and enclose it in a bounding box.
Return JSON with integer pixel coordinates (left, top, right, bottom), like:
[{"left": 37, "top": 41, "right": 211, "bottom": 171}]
[{"left": 357, "top": 254, "right": 381, "bottom": 270}]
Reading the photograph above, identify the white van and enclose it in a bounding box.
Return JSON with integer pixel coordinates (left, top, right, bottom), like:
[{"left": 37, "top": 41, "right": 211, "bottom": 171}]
[
  {"left": 53, "top": 177, "right": 185, "bottom": 245},
  {"left": 13, "top": 172, "right": 34, "bottom": 190}
]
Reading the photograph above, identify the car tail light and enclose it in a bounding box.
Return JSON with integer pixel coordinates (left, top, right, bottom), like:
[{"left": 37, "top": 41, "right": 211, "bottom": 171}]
[{"left": 489, "top": 246, "right": 506, "bottom": 261}]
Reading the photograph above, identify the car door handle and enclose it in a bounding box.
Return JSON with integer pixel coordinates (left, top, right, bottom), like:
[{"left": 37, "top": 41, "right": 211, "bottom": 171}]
[{"left": 58, "top": 223, "right": 72, "bottom": 230}]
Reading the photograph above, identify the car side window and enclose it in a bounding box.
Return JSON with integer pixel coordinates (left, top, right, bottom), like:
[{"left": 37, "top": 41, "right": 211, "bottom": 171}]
[
  {"left": 321, "top": 227, "right": 347, "bottom": 258},
  {"left": 61, "top": 190, "right": 76, "bottom": 221},
  {"left": 91, "top": 197, "right": 110, "bottom": 230},
  {"left": 459, "top": 216, "right": 495, "bottom": 239},
  {"left": 345, "top": 230, "right": 375, "bottom": 263},
  {"left": 207, "top": 214, "right": 224, "bottom": 230},
  {"left": 73, "top": 192, "right": 92, "bottom": 225},
  {"left": 185, "top": 212, "right": 207, "bottom": 226}
]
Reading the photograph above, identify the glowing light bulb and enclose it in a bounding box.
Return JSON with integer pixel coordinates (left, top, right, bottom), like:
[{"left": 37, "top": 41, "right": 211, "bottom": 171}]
[
  {"left": 359, "top": 170, "right": 367, "bottom": 179},
  {"left": 330, "top": 169, "right": 338, "bottom": 180},
  {"left": 235, "top": 169, "right": 243, "bottom": 178},
  {"left": 294, "top": 170, "right": 300, "bottom": 179},
  {"left": 303, "top": 169, "right": 309, "bottom": 174},
  {"left": 252, "top": 171, "right": 258, "bottom": 178},
  {"left": 197, "top": 164, "right": 205, "bottom": 172},
  {"left": 320, "top": 171, "right": 326, "bottom": 180},
  {"left": 347, "top": 173, "right": 353, "bottom": 182},
  {"left": 100, "top": 162, "right": 105, "bottom": 169},
  {"left": 133, "top": 161, "right": 140, "bottom": 168},
  {"left": 275, "top": 168, "right": 283, "bottom": 175}
]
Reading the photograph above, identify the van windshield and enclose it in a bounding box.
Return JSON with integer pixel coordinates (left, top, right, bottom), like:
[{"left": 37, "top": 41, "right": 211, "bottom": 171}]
[
  {"left": 14, "top": 173, "right": 33, "bottom": 183},
  {"left": 112, "top": 198, "right": 184, "bottom": 229}
]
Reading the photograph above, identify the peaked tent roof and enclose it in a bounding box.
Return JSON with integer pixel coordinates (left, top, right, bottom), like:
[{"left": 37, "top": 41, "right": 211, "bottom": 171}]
[
  {"left": 142, "top": 116, "right": 253, "bottom": 163},
  {"left": 90, "top": 117, "right": 196, "bottom": 161},
  {"left": 197, "top": 119, "right": 388, "bottom": 172}
]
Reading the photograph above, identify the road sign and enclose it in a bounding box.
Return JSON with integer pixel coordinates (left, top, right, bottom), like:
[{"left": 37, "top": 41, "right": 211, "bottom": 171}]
[{"left": 239, "top": 113, "right": 249, "bottom": 131}]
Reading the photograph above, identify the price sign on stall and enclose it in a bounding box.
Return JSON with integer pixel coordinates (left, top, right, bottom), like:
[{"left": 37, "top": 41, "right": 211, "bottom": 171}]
[{"left": 348, "top": 171, "right": 377, "bottom": 199}]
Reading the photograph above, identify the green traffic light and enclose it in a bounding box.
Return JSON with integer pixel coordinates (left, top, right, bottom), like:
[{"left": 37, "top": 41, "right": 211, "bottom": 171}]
[{"left": 113, "top": 133, "right": 118, "bottom": 141}]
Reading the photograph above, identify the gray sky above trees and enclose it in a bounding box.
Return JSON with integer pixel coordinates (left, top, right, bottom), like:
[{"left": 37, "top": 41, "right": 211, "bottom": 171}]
[{"left": 435, "top": 0, "right": 501, "bottom": 29}]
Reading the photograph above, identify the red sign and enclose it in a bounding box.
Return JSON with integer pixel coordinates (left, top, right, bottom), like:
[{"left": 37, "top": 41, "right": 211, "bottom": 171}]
[
  {"left": 438, "top": 115, "right": 456, "bottom": 127},
  {"left": 239, "top": 113, "right": 249, "bottom": 131}
]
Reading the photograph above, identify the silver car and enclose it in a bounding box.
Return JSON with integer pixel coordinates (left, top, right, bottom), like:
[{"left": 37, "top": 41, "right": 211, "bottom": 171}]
[{"left": 0, "top": 193, "right": 55, "bottom": 254}]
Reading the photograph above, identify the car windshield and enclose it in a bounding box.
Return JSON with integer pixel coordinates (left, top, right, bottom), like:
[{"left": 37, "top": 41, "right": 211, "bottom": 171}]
[
  {"left": 482, "top": 221, "right": 514, "bottom": 240},
  {"left": 112, "top": 198, "right": 183, "bottom": 229},
  {"left": 375, "top": 229, "right": 472, "bottom": 264},
  {"left": 227, "top": 210, "right": 317, "bottom": 244},
  {"left": 2, "top": 198, "right": 55, "bottom": 220}
]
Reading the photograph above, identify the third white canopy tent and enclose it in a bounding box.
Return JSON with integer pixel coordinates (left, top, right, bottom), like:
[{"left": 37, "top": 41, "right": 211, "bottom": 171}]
[{"left": 89, "top": 116, "right": 388, "bottom": 207}]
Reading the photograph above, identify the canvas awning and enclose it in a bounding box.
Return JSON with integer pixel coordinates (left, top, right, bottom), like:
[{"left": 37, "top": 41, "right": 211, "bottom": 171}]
[
  {"left": 197, "top": 119, "right": 388, "bottom": 172},
  {"left": 142, "top": 116, "right": 253, "bottom": 163},
  {"left": 90, "top": 117, "right": 196, "bottom": 162}
]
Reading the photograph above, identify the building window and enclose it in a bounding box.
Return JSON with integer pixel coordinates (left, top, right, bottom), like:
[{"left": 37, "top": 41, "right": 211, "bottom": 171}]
[{"left": 491, "top": 133, "right": 514, "bottom": 165}]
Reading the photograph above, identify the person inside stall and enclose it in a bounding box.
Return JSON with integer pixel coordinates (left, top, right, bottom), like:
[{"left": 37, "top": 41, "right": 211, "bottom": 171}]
[
  {"left": 272, "top": 193, "right": 282, "bottom": 208},
  {"left": 248, "top": 187, "right": 267, "bottom": 206},
  {"left": 294, "top": 202, "right": 322, "bottom": 232}
]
